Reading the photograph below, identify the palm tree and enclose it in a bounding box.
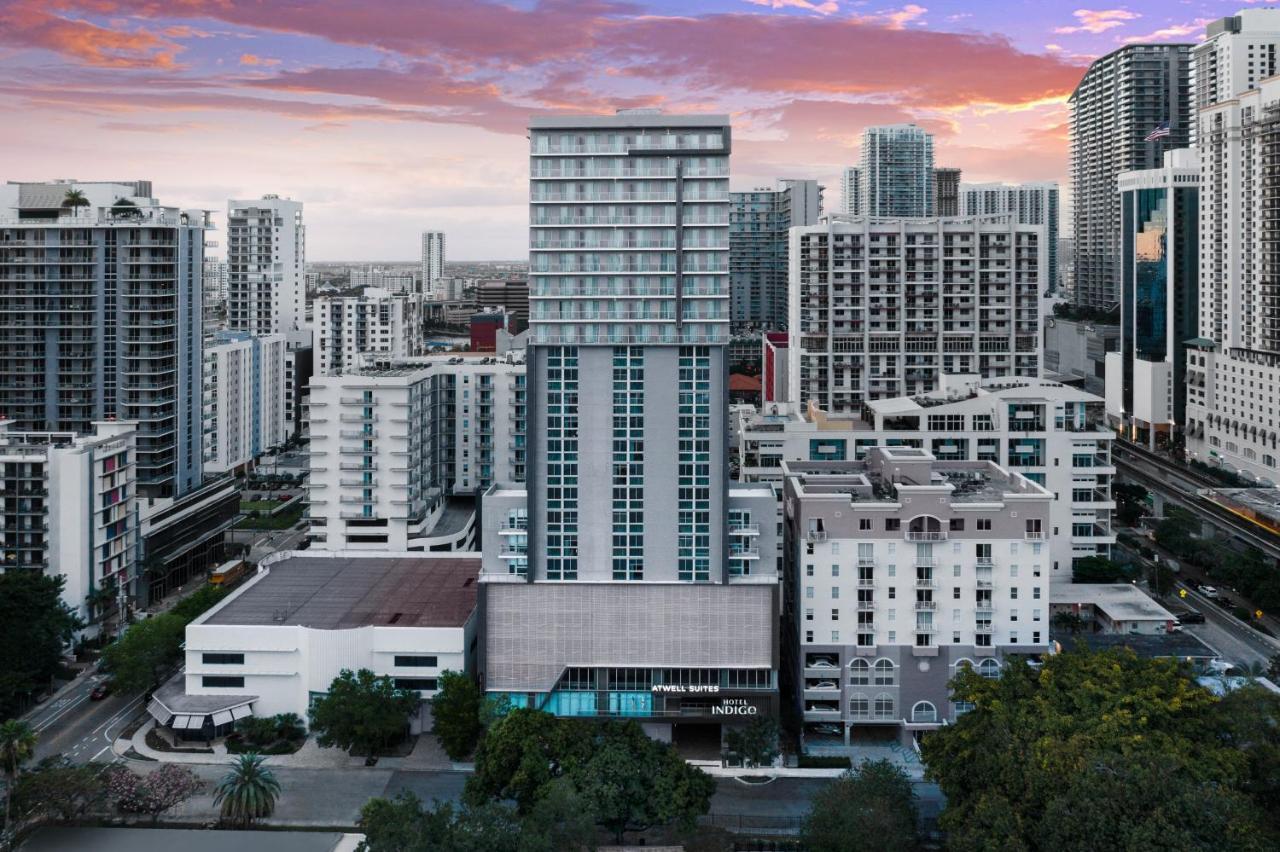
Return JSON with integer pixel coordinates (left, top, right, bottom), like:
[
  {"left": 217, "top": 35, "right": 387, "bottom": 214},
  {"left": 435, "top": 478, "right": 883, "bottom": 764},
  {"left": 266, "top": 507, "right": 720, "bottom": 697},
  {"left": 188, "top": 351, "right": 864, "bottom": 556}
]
[
  {"left": 0, "top": 719, "right": 38, "bottom": 829},
  {"left": 60, "top": 188, "right": 88, "bottom": 217},
  {"left": 212, "top": 752, "right": 281, "bottom": 827}
]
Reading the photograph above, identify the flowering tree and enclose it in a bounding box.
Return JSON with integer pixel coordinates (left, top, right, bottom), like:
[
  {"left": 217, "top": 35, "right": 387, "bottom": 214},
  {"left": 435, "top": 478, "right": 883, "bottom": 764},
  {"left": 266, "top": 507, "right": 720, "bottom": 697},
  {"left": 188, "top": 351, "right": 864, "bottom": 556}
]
[{"left": 107, "top": 764, "right": 203, "bottom": 824}]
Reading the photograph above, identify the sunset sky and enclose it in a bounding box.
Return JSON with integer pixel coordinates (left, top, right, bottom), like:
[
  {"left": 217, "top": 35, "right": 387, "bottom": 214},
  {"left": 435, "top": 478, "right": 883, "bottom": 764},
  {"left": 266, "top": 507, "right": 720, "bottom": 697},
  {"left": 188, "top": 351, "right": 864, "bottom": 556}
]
[{"left": 0, "top": 1, "right": 1264, "bottom": 260}]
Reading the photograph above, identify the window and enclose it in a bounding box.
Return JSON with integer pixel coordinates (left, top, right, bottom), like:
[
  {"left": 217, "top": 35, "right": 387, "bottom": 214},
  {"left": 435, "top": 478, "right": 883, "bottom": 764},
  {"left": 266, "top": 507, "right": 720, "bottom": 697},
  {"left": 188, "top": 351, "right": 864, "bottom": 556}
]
[
  {"left": 202, "top": 653, "right": 244, "bottom": 665},
  {"left": 949, "top": 518, "right": 964, "bottom": 531},
  {"left": 832, "top": 587, "right": 840, "bottom": 599},
  {"left": 885, "top": 518, "right": 901, "bottom": 531},
  {"left": 1010, "top": 587, "right": 1018, "bottom": 599},
  {"left": 978, "top": 659, "right": 1000, "bottom": 679},
  {"left": 911, "top": 701, "right": 938, "bottom": 723},
  {"left": 832, "top": 608, "right": 840, "bottom": 620},
  {"left": 202, "top": 676, "right": 244, "bottom": 689},
  {"left": 954, "top": 700, "right": 975, "bottom": 716},
  {"left": 806, "top": 564, "right": 814, "bottom": 577},
  {"left": 394, "top": 678, "right": 438, "bottom": 692},
  {"left": 977, "top": 518, "right": 991, "bottom": 531},
  {"left": 806, "top": 608, "right": 814, "bottom": 622},
  {"left": 850, "top": 693, "right": 870, "bottom": 717},
  {"left": 831, "top": 630, "right": 840, "bottom": 642},
  {"left": 873, "top": 693, "right": 895, "bottom": 719},
  {"left": 805, "top": 630, "right": 814, "bottom": 643},
  {"left": 953, "top": 587, "right": 960, "bottom": 599},
  {"left": 806, "top": 586, "right": 814, "bottom": 599},
  {"left": 873, "top": 659, "right": 896, "bottom": 686},
  {"left": 832, "top": 565, "right": 840, "bottom": 577},
  {"left": 850, "top": 659, "right": 870, "bottom": 685},
  {"left": 393, "top": 655, "right": 438, "bottom": 668},
  {"left": 859, "top": 518, "right": 872, "bottom": 530}
]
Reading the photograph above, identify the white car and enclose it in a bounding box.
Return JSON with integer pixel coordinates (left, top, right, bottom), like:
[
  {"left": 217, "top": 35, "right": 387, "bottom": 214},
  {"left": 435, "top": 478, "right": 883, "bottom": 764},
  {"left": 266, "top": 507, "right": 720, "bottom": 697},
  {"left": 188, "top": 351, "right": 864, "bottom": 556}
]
[
  {"left": 808, "top": 658, "right": 837, "bottom": 668},
  {"left": 1198, "top": 585, "right": 1220, "bottom": 599},
  {"left": 808, "top": 681, "right": 839, "bottom": 691}
]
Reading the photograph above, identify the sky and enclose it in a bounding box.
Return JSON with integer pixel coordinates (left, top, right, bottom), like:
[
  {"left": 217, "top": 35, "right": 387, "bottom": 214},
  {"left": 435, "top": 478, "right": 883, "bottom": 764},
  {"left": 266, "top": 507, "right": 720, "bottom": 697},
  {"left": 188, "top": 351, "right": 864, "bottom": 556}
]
[{"left": 0, "top": 1, "right": 1267, "bottom": 260}]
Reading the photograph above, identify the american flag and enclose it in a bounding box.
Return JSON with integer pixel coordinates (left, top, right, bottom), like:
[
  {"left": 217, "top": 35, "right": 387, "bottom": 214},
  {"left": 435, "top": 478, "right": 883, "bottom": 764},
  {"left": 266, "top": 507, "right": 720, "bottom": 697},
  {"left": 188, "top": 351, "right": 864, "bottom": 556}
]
[{"left": 1144, "top": 121, "right": 1171, "bottom": 142}]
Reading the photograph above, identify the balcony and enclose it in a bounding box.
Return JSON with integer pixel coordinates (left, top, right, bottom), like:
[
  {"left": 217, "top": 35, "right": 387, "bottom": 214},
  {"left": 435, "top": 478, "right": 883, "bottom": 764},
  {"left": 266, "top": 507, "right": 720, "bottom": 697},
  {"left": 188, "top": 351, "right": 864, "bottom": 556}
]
[
  {"left": 856, "top": 600, "right": 876, "bottom": 611},
  {"left": 914, "top": 578, "right": 937, "bottom": 589},
  {"left": 498, "top": 525, "right": 528, "bottom": 536},
  {"left": 1024, "top": 531, "right": 1046, "bottom": 541},
  {"left": 729, "top": 522, "right": 761, "bottom": 536},
  {"left": 914, "top": 600, "right": 938, "bottom": 611},
  {"left": 905, "top": 531, "right": 946, "bottom": 542}
]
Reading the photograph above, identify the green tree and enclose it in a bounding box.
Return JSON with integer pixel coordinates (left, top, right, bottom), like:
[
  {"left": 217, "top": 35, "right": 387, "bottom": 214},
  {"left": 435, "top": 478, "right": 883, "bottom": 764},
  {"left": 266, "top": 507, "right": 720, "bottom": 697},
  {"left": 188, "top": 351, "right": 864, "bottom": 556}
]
[
  {"left": 1070, "top": 555, "right": 1131, "bottom": 583},
  {"left": 168, "top": 584, "right": 229, "bottom": 623},
  {"left": 520, "top": 777, "right": 598, "bottom": 852},
  {"left": 0, "top": 573, "right": 84, "bottom": 717},
  {"left": 801, "top": 760, "right": 918, "bottom": 852},
  {"left": 465, "top": 709, "right": 593, "bottom": 813},
  {"left": 100, "top": 613, "right": 185, "bottom": 693},
  {"left": 1051, "top": 611, "right": 1085, "bottom": 635},
  {"left": 431, "top": 670, "right": 483, "bottom": 760},
  {"left": 922, "top": 649, "right": 1275, "bottom": 851},
  {"left": 572, "top": 721, "right": 715, "bottom": 843},
  {"left": 308, "top": 668, "right": 417, "bottom": 759},
  {"left": 60, "top": 189, "right": 88, "bottom": 216},
  {"left": 356, "top": 791, "right": 539, "bottom": 852},
  {"left": 1113, "top": 482, "right": 1148, "bottom": 526},
  {"left": 12, "top": 760, "right": 108, "bottom": 823},
  {"left": 0, "top": 719, "right": 38, "bottom": 828},
  {"left": 723, "top": 716, "right": 779, "bottom": 768},
  {"left": 212, "top": 752, "right": 281, "bottom": 827}
]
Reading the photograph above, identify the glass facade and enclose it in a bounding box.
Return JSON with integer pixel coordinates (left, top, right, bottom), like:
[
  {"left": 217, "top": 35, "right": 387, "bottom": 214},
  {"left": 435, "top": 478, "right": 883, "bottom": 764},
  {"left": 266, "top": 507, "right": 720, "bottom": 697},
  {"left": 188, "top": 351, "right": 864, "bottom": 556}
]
[
  {"left": 612, "top": 346, "right": 645, "bottom": 580},
  {"left": 544, "top": 346, "right": 579, "bottom": 580},
  {"left": 678, "top": 345, "right": 712, "bottom": 582}
]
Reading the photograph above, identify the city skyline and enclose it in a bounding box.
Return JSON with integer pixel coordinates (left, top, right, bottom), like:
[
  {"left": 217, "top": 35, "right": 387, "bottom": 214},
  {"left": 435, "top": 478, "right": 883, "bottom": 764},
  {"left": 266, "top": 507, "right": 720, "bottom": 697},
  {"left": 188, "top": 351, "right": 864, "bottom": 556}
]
[{"left": 0, "top": 0, "right": 1253, "bottom": 260}]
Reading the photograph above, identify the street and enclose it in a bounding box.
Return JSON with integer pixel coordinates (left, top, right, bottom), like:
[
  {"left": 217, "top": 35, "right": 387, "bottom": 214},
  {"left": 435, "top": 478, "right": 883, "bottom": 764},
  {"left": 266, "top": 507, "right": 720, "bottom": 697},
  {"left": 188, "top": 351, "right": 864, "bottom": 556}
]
[
  {"left": 26, "top": 673, "right": 143, "bottom": 765},
  {"left": 1175, "top": 583, "right": 1279, "bottom": 669}
]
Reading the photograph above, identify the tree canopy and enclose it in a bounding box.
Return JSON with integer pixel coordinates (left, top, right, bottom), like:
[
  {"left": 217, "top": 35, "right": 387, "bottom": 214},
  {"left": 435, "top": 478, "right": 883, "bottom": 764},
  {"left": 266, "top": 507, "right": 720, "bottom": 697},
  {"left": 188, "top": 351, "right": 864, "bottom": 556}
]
[
  {"left": 431, "top": 670, "right": 483, "bottom": 761},
  {"left": 801, "top": 759, "right": 919, "bottom": 852},
  {"left": 308, "top": 668, "right": 418, "bottom": 758},
  {"left": 0, "top": 573, "right": 83, "bottom": 716},
  {"left": 101, "top": 613, "right": 186, "bottom": 693},
  {"left": 922, "top": 649, "right": 1280, "bottom": 851}
]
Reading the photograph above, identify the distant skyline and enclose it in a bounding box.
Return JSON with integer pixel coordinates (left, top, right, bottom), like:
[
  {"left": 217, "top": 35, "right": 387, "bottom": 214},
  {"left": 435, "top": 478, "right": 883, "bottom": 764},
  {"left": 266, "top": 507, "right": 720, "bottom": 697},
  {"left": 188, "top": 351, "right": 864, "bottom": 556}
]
[{"left": 0, "top": 0, "right": 1256, "bottom": 259}]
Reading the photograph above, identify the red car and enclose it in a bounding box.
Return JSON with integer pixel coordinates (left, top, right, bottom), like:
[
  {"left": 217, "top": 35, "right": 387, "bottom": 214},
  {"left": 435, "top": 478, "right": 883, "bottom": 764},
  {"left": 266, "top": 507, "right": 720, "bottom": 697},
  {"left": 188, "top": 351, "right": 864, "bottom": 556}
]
[{"left": 90, "top": 682, "right": 111, "bottom": 701}]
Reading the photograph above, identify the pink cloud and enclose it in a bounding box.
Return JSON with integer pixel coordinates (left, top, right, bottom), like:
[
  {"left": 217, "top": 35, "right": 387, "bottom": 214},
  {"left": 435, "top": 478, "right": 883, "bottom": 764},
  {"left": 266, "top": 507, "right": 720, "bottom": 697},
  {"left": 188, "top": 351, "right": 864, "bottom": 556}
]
[
  {"left": 1054, "top": 9, "right": 1140, "bottom": 35},
  {"left": 744, "top": 0, "right": 839, "bottom": 14},
  {"left": 238, "top": 53, "right": 280, "bottom": 67},
  {"left": 1120, "top": 20, "right": 1208, "bottom": 44},
  {"left": 0, "top": 0, "right": 183, "bottom": 68}
]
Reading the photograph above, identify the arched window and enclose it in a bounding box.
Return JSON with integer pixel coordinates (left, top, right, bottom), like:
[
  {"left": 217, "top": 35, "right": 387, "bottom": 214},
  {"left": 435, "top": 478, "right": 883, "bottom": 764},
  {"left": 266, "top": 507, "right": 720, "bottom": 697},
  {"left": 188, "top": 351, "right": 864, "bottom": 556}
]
[
  {"left": 849, "top": 693, "right": 869, "bottom": 719},
  {"left": 907, "top": 515, "right": 944, "bottom": 541},
  {"left": 873, "top": 659, "right": 896, "bottom": 686},
  {"left": 849, "top": 659, "right": 870, "bottom": 686},
  {"left": 953, "top": 658, "right": 975, "bottom": 673},
  {"left": 953, "top": 700, "right": 975, "bottom": 716},
  {"left": 978, "top": 659, "right": 1001, "bottom": 679},
  {"left": 873, "top": 693, "right": 895, "bottom": 719},
  {"left": 911, "top": 701, "right": 938, "bottom": 724}
]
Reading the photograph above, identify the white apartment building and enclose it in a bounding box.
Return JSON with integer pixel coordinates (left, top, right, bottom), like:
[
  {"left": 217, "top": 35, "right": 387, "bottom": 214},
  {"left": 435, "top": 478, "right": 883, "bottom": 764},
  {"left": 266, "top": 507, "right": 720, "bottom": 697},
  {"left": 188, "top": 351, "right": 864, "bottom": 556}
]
[
  {"left": 314, "top": 288, "right": 425, "bottom": 375},
  {"left": 860, "top": 125, "right": 934, "bottom": 217},
  {"left": 156, "top": 553, "right": 479, "bottom": 738},
  {"left": 306, "top": 353, "right": 526, "bottom": 551},
  {"left": 783, "top": 447, "right": 1053, "bottom": 747},
  {"left": 202, "top": 331, "right": 288, "bottom": 474},
  {"left": 787, "top": 215, "right": 1042, "bottom": 414},
  {"left": 422, "top": 231, "right": 446, "bottom": 298},
  {"left": 226, "top": 196, "right": 307, "bottom": 346},
  {"left": 203, "top": 258, "right": 228, "bottom": 303},
  {"left": 959, "top": 182, "right": 1060, "bottom": 293},
  {"left": 1193, "top": 9, "right": 1280, "bottom": 112},
  {"left": 739, "top": 376, "right": 1115, "bottom": 572},
  {"left": 0, "top": 419, "right": 139, "bottom": 634},
  {"left": 840, "top": 167, "right": 862, "bottom": 216}
]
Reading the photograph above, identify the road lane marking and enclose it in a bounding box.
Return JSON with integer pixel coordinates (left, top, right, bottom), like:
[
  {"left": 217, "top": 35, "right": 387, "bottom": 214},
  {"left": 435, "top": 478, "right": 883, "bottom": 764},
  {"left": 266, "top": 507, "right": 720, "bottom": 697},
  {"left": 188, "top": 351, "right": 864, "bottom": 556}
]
[{"left": 32, "top": 691, "right": 92, "bottom": 732}]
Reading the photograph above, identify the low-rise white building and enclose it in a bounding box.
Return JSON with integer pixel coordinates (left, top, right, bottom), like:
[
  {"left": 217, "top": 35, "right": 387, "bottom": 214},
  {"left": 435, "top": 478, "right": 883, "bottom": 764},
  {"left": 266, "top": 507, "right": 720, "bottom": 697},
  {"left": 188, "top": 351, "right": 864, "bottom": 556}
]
[
  {"left": 315, "top": 288, "right": 425, "bottom": 375},
  {"left": 202, "top": 331, "right": 288, "bottom": 473},
  {"left": 306, "top": 353, "right": 526, "bottom": 551},
  {"left": 0, "top": 419, "right": 139, "bottom": 634},
  {"left": 150, "top": 552, "right": 480, "bottom": 739},
  {"left": 783, "top": 448, "right": 1053, "bottom": 748},
  {"left": 1050, "top": 583, "right": 1176, "bottom": 635},
  {"left": 738, "top": 376, "right": 1115, "bottom": 575}
]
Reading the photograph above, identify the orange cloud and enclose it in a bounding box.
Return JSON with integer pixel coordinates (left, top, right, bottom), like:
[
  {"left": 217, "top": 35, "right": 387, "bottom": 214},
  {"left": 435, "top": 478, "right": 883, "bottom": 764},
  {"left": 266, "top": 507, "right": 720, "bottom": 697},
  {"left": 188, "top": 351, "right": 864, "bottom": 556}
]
[
  {"left": 239, "top": 53, "right": 280, "bottom": 66},
  {"left": 0, "top": 0, "right": 183, "bottom": 68}
]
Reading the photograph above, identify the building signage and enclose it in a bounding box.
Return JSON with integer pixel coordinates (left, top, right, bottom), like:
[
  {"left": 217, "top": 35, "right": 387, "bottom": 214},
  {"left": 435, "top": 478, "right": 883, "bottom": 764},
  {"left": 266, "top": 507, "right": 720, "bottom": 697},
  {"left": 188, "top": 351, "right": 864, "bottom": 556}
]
[
  {"left": 651, "top": 684, "right": 719, "bottom": 694},
  {"left": 712, "top": 697, "right": 759, "bottom": 716}
]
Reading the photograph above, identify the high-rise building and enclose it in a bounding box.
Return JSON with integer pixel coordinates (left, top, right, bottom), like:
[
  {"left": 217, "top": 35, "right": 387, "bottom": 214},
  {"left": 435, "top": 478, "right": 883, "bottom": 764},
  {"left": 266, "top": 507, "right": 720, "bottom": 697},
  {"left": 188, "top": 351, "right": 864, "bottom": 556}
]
[
  {"left": 1193, "top": 9, "right": 1280, "bottom": 112},
  {"left": 933, "top": 167, "right": 961, "bottom": 216},
  {"left": 314, "top": 288, "right": 425, "bottom": 375},
  {"left": 307, "top": 352, "right": 527, "bottom": 551},
  {"left": 1069, "top": 44, "right": 1191, "bottom": 311},
  {"left": 729, "top": 178, "right": 823, "bottom": 331},
  {"left": 783, "top": 447, "right": 1053, "bottom": 745},
  {"left": 841, "top": 166, "right": 862, "bottom": 216},
  {"left": 474, "top": 279, "right": 530, "bottom": 332},
  {"left": 860, "top": 125, "right": 935, "bottom": 217},
  {"left": 479, "top": 111, "right": 780, "bottom": 738},
  {"left": 1106, "top": 149, "right": 1199, "bottom": 451},
  {"left": 202, "top": 330, "right": 288, "bottom": 473},
  {"left": 0, "top": 180, "right": 208, "bottom": 497},
  {"left": 788, "top": 215, "right": 1043, "bottom": 414},
  {"left": 1185, "top": 16, "right": 1280, "bottom": 484},
  {"left": 0, "top": 419, "right": 139, "bottom": 634},
  {"left": 422, "top": 231, "right": 445, "bottom": 297},
  {"left": 226, "top": 195, "right": 307, "bottom": 346},
  {"left": 960, "top": 182, "right": 1060, "bottom": 293}
]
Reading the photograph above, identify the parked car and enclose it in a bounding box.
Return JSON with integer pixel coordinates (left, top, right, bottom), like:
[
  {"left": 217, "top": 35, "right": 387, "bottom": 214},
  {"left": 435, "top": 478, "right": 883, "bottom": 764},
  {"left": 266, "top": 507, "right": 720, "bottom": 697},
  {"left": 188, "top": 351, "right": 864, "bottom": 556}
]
[
  {"left": 89, "top": 682, "right": 111, "bottom": 701},
  {"left": 808, "top": 681, "right": 839, "bottom": 691},
  {"left": 808, "top": 658, "right": 837, "bottom": 668},
  {"left": 1198, "top": 584, "right": 1220, "bottom": 600},
  {"left": 811, "top": 724, "right": 842, "bottom": 736},
  {"left": 1179, "top": 610, "right": 1206, "bottom": 624}
]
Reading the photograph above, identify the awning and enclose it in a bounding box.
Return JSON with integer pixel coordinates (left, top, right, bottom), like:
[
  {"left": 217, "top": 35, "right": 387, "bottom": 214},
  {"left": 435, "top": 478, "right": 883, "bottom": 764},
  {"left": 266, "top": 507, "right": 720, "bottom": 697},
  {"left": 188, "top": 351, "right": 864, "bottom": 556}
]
[
  {"left": 146, "top": 699, "right": 172, "bottom": 726},
  {"left": 172, "top": 715, "right": 203, "bottom": 730},
  {"left": 230, "top": 705, "right": 253, "bottom": 721},
  {"left": 211, "top": 710, "right": 234, "bottom": 726}
]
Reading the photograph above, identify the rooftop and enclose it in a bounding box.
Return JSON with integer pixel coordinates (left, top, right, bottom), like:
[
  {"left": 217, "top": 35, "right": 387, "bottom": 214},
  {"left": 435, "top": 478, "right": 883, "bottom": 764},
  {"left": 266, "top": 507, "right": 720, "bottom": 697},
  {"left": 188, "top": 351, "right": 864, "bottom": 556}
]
[
  {"left": 19, "top": 828, "right": 351, "bottom": 852},
  {"left": 1054, "top": 631, "right": 1215, "bottom": 660},
  {"left": 202, "top": 554, "right": 480, "bottom": 629},
  {"left": 1051, "top": 582, "right": 1175, "bottom": 621}
]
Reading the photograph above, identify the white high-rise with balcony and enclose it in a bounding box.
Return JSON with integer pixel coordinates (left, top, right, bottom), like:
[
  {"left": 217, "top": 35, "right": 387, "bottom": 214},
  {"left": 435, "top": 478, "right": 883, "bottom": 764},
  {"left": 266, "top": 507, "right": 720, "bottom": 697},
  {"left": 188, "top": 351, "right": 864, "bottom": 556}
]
[
  {"left": 860, "top": 125, "right": 934, "bottom": 217},
  {"left": 421, "top": 231, "right": 445, "bottom": 298},
  {"left": 227, "top": 196, "right": 306, "bottom": 346},
  {"left": 314, "top": 288, "right": 425, "bottom": 376}
]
